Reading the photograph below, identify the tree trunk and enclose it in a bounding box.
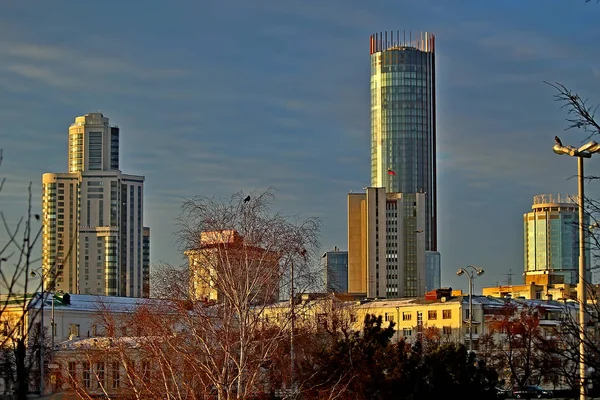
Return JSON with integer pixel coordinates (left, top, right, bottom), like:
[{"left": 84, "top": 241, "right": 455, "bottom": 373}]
[{"left": 15, "top": 337, "right": 28, "bottom": 400}]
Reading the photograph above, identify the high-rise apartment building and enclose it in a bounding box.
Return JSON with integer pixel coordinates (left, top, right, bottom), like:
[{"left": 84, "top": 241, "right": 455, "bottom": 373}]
[
  {"left": 322, "top": 248, "right": 348, "bottom": 293},
  {"left": 347, "top": 188, "right": 426, "bottom": 298},
  {"left": 42, "top": 113, "right": 149, "bottom": 297},
  {"left": 524, "top": 194, "right": 590, "bottom": 286},
  {"left": 369, "top": 31, "right": 437, "bottom": 253}
]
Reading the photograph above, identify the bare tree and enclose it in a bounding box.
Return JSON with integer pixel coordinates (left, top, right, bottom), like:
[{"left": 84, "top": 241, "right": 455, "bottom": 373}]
[
  {"left": 149, "top": 261, "right": 190, "bottom": 300},
  {"left": 484, "top": 304, "right": 563, "bottom": 388},
  {"left": 0, "top": 150, "right": 65, "bottom": 399},
  {"left": 61, "top": 189, "right": 321, "bottom": 400},
  {"left": 175, "top": 189, "right": 320, "bottom": 399}
]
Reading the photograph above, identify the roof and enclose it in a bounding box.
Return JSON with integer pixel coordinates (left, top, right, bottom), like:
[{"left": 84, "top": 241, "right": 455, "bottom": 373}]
[{"left": 2, "top": 292, "right": 167, "bottom": 313}]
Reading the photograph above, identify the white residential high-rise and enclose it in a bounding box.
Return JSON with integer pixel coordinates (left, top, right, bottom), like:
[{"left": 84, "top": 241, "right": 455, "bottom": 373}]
[{"left": 42, "top": 113, "right": 149, "bottom": 297}]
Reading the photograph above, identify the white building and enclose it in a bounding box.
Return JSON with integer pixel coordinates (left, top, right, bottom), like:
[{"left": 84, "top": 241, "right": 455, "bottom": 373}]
[{"left": 42, "top": 113, "right": 149, "bottom": 297}]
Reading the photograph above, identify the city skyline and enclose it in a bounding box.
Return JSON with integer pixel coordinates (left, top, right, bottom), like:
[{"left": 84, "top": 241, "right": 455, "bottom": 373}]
[{"left": 2, "top": 1, "right": 600, "bottom": 294}]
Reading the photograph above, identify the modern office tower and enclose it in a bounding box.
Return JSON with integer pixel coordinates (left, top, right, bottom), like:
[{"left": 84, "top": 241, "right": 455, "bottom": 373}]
[
  {"left": 186, "top": 230, "right": 280, "bottom": 304},
  {"left": 348, "top": 187, "right": 426, "bottom": 298},
  {"left": 524, "top": 194, "right": 590, "bottom": 286},
  {"left": 369, "top": 31, "right": 437, "bottom": 253},
  {"left": 42, "top": 113, "right": 148, "bottom": 297},
  {"left": 322, "top": 248, "right": 348, "bottom": 293},
  {"left": 425, "top": 251, "right": 441, "bottom": 291}
]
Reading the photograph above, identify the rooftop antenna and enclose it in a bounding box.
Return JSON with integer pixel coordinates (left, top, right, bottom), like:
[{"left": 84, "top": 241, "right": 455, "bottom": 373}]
[{"left": 504, "top": 269, "right": 514, "bottom": 286}]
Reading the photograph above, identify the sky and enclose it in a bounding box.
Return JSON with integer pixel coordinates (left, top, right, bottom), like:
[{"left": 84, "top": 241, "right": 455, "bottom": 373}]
[{"left": 1, "top": 0, "right": 600, "bottom": 294}]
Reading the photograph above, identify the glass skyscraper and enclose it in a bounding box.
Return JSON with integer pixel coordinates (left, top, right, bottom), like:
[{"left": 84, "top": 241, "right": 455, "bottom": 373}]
[
  {"left": 370, "top": 31, "right": 437, "bottom": 252},
  {"left": 524, "top": 194, "right": 590, "bottom": 285}
]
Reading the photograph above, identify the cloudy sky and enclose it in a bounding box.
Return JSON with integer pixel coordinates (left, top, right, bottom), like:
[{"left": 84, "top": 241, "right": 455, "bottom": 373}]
[{"left": 1, "top": 0, "right": 600, "bottom": 293}]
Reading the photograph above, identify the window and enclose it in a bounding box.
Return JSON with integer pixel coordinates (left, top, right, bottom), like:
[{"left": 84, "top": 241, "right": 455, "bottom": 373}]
[
  {"left": 442, "top": 309, "right": 452, "bottom": 319},
  {"left": 385, "top": 313, "right": 394, "bottom": 322},
  {"left": 68, "top": 361, "right": 76, "bottom": 381},
  {"left": 69, "top": 324, "right": 80, "bottom": 337},
  {"left": 112, "top": 362, "right": 120, "bottom": 389},
  {"left": 96, "top": 362, "right": 105, "bottom": 388},
  {"left": 403, "top": 328, "right": 412, "bottom": 337},
  {"left": 83, "top": 362, "right": 91, "bottom": 389},
  {"left": 428, "top": 310, "right": 437, "bottom": 320},
  {"left": 443, "top": 326, "right": 452, "bottom": 335},
  {"left": 402, "top": 312, "right": 412, "bottom": 321}
]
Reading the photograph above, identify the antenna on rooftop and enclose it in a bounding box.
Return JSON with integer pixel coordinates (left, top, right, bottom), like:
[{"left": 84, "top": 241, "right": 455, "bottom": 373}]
[{"left": 504, "top": 269, "right": 513, "bottom": 286}]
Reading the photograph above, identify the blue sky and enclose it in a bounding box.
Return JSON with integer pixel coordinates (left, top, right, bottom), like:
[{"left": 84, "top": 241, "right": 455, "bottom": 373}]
[{"left": 1, "top": 0, "right": 600, "bottom": 294}]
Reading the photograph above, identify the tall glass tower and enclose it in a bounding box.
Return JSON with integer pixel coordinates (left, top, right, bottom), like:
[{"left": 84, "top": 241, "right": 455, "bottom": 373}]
[
  {"left": 370, "top": 31, "right": 437, "bottom": 252},
  {"left": 524, "top": 194, "right": 590, "bottom": 285}
]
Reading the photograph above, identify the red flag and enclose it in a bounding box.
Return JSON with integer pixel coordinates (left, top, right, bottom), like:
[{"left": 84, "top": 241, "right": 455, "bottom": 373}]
[{"left": 387, "top": 169, "right": 396, "bottom": 176}]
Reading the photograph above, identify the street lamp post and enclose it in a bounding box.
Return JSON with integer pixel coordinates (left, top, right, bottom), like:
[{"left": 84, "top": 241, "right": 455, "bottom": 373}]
[
  {"left": 30, "top": 268, "right": 45, "bottom": 394},
  {"left": 456, "top": 266, "right": 484, "bottom": 353},
  {"left": 553, "top": 137, "right": 600, "bottom": 400}
]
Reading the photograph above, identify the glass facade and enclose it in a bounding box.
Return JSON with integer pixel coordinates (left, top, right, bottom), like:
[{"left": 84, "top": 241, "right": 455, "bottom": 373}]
[
  {"left": 322, "top": 251, "right": 348, "bottom": 293},
  {"left": 370, "top": 31, "right": 437, "bottom": 252},
  {"left": 524, "top": 194, "right": 590, "bottom": 285},
  {"left": 425, "top": 251, "right": 441, "bottom": 291}
]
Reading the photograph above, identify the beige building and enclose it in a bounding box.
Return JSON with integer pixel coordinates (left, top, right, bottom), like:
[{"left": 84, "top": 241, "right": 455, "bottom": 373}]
[
  {"left": 42, "top": 113, "right": 149, "bottom": 298},
  {"left": 348, "top": 187, "right": 425, "bottom": 298},
  {"left": 186, "top": 230, "right": 280, "bottom": 304}
]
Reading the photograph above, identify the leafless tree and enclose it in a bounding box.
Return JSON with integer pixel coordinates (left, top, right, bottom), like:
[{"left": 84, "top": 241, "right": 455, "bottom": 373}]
[
  {"left": 483, "top": 304, "right": 563, "bottom": 388},
  {"left": 149, "top": 261, "right": 190, "bottom": 300},
  {"left": 61, "top": 189, "right": 321, "bottom": 400},
  {"left": 0, "top": 149, "right": 66, "bottom": 399}
]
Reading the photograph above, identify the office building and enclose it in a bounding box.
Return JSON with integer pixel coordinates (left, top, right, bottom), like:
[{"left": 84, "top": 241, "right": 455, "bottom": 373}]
[
  {"left": 42, "top": 113, "right": 149, "bottom": 297},
  {"left": 322, "top": 248, "right": 348, "bottom": 293},
  {"left": 347, "top": 187, "right": 426, "bottom": 298},
  {"left": 425, "top": 251, "right": 441, "bottom": 291},
  {"left": 369, "top": 31, "right": 437, "bottom": 253},
  {"left": 524, "top": 194, "right": 590, "bottom": 286}
]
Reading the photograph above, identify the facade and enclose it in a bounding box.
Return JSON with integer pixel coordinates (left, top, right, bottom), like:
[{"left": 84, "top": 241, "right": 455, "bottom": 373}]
[
  {"left": 482, "top": 280, "right": 577, "bottom": 301},
  {"left": 370, "top": 31, "right": 437, "bottom": 253},
  {"left": 186, "top": 230, "right": 280, "bottom": 304},
  {"left": 42, "top": 113, "right": 149, "bottom": 297},
  {"left": 347, "top": 187, "right": 426, "bottom": 298},
  {"left": 0, "top": 293, "right": 163, "bottom": 395},
  {"left": 322, "top": 248, "right": 348, "bottom": 293},
  {"left": 425, "top": 251, "right": 441, "bottom": 291},
  {"left": 524, "top": 194, "right": 590, "bottom": 286}
]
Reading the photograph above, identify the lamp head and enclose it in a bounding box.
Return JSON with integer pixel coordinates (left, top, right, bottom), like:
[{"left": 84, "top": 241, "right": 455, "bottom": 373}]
[
  {"left": 30, "top": 271, "right": 36, "bottom": 278},
  {"left": 456, "top": 269, "right": 464, "bottom": 276},
  {"left": 476, "top": 269, "right": 485, "bottom": 276},
  {"left": 578, "top": 141, "right": 600, "bottom": 153},
  {"left": 553, "top": 144, "right": 568, "bottom": 155}
]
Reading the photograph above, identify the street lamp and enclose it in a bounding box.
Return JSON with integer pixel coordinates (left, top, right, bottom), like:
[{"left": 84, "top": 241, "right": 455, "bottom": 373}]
[
  {"left": 553, "top": 136, "right": 600, "bottom": 400},
  {"left": 457, "top": 265, "right": 484, "bottom": 353},
  {"left": 30, "top": 268, "right": 46, "bottom": 394}
]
